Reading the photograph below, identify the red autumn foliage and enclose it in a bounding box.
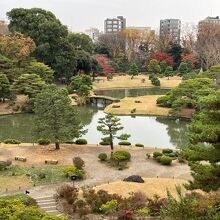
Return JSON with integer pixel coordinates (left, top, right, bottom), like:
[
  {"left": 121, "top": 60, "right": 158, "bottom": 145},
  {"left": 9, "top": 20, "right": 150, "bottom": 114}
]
[
  {"left": 96, "top": 55, "right": 114, "bottom": 74},
  {"left": 151, "top": 52, "right": 174, "bottom": 66},
  {"left": 181, "top": 53, "right": 199, "bottom": 68}
]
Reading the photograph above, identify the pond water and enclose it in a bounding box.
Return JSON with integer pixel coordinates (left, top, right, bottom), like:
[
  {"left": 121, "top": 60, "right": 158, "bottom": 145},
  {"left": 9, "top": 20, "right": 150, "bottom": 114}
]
[
  {"left": 95, "top": 87, "right": 170, "bottom": 99},
  {"left": 0, "top": 106, "right": 189, "bottom": 148}
]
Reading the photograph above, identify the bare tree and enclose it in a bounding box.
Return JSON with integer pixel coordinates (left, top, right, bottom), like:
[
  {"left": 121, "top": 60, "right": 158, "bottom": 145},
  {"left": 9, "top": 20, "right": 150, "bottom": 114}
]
[
  {"left": 97, "top": 33, "right": 126, "bottom": 58},
  {"left": 196, "top": 23, "right": 220, "bottom": 69}
]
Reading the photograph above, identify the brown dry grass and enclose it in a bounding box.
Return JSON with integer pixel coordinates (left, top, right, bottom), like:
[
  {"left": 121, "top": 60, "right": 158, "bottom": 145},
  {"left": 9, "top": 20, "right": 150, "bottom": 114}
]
[
  {"left": 0, "top": 176, "right": 31, "bottom": 193},
  {"left": 94, "top": 178, "right": 187, "bottom": 198},
  {"left": 93, "top": 75, "right": 182, "bottom": 90},
  {"left": 104, "top": 95, "right": 170, "bottom": 116}
]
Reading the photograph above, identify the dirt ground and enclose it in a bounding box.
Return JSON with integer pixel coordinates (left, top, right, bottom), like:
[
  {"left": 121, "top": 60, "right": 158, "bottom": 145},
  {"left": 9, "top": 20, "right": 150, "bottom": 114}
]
[
  {"left": 93, "top": 75, "right": 182, "bottom": 90},
  {"left": 0, "top": 144, "right": 192, "bottom": 197}
]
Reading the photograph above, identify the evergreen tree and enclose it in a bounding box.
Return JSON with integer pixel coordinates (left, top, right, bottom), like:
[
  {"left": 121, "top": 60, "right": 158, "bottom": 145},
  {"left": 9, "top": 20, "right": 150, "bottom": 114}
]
[
  {"left": 128, "top": 63, "right": 139, "bottom": 79},
  {"left": 0, "top": 74, "right": 11, "bottom": 102},
  {"left": 164, "top": 66, "right": 173, "bottom": 79},
  {"left": 97, "top": 114, "right": 123, "bottom": 152},
  {"left": 183, "top": 90, "right": 220, "bottom": 192},
  {"left": 34, "top": 85, "right": 85, "bottom": 150},
  {"left": 147, "top": 59, "right": 161, "bottom": 74},
  {"left": 178, "top": 62, "right": 189, "bottom": 75}
]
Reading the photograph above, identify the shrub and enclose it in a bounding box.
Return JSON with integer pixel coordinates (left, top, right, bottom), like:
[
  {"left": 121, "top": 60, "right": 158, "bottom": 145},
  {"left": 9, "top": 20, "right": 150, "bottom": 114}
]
[
  {"left": 162, "top": 149, "right": 173, "bottom": 154},
  {"left": 135, "top": 143, "right": 144, "bottom": 148},
  {"left": 112, "top": 151, "right": 131, "bottom": 161},
  {"left": 160, "top": 156, "right": 172, "bottom": 165},
  {"left": 38, "top": 138, "right": 50, "bottom": 145},
  {"left": 98, "top": 153, "right": 107, "bottom": 161},
  {"left": 107, "top": 73, "right": 113, "bottom": 80},
  {"left": 117, "top": 209, "right": 134, "bottom": 220},
  {"left": 56, "top": 184, "right": 78, "bottom": 205},
  {"left": 73, "top": 157, "right": 85, "bottom": 169},
  {"left": 151, "top": 76, "right": 161, "bottom": 86},
  {"left": 156, "top": 156, "right": 162, "bottom": 162},
  {"left": 100, "top": 199, "right": 118, "bottom": 214},
  {"left": 0, "top": 160, "right": 12, "bottom": 170},
  {"left": 118, "top": 141, "right": 131, "bottom": 146},
  {"left": 4, "top": 139, "right": 21, "bottom": 144},
  {"left": 135, "top": 207, "right": 150, "bottom": 217},
  {"left": 62, "top": 165, "right": 85, "bottom": 179},
  {"left": 75, "top": 139, "right": 87, "bottom": 145},
  {"left": 153, "top": 152, "right": 163, "bottom": 159}
]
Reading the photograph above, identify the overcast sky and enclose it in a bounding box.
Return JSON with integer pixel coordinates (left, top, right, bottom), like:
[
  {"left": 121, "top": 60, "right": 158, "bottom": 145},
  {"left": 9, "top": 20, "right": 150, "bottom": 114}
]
[{"left": 0, "top": 0, "right": 220, "bottom": 32}]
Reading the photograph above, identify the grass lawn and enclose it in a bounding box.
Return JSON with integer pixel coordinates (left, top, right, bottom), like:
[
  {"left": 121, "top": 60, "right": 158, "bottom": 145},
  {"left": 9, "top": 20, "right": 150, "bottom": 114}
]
[
  {"left": 93, "top": 75, "right": 182, "bottom": 90},
  {"left": 104, "top": 95, "right": 170, "bottom": 116},
  {"left": 94, "top": 178, "right": 187, "bottom": 199},
  {"left": 0, "top": 165, "right": 68, "bottom": 192}
]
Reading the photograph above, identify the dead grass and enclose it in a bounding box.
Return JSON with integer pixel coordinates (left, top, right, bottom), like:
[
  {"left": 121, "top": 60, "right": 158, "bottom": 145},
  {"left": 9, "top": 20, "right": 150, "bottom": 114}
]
[
  {"left": 94, "top": 178, "right": 187, "bottom": 199},
  {"left": 0, "top": 175, "right": 31, "bottom": 193},
  {"left": 93, "top": 75, "right": 182, "bottom": 90},
  {"left": 104, "top": 95, "right": 170, "bottom": 116}
]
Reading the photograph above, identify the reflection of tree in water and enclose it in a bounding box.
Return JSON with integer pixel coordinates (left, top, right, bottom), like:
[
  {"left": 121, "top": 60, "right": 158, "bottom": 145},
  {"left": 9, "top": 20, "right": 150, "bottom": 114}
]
[
  {"left": 74, "top": 105, "right": 98, "bottom": 126},
  {"left": 0, "top": 114, "right": 35, "bottom": 142},
  {"left": 156, "top": 117, "right": 189, "bottom": 148}
]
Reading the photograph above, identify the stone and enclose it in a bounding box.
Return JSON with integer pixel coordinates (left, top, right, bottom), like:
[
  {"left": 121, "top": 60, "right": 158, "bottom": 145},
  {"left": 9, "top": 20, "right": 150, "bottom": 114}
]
[{"left": 123, "top": 175, "right": 145, "bottom": 183}]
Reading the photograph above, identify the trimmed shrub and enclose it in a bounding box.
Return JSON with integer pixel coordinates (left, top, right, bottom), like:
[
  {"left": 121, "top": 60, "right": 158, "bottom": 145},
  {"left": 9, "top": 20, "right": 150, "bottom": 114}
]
[
  {"left": 99, "top": 142, "right": 109, "bottom": 145},
  {"left": 156, "top": 156, "right": 162, "bottom": 162},
  {"left": 38, "top": 139, "right": 50, "bottom": 145},
  {"left": 75, "top": 139, "right": 87, "bottom": 145},
  {"left": 62, "top": 165, "right": 85, "bottom": 179},
  {"left": 98, "top": 153, "right": 107, "bottom": 161},
  {"left": 162, "top": 149, "right": 173, "bottom": 154},
  {"left": 73, "top": 157, "right": 85, "bottom": 169},
  {"left": 118, "top": 141, "right": 131, "bottom": 146},
  {"left": 153, "top": 151, "right": 163, "bottom": 159},
  {"left": 112, "top": 151, "right": 131, "bottom": 161},
  {"left": 135, "top": 143, "right": 144, "bottom": 148},
  {"left": 4, "top": 139, "right": 21, "bottom": 144},
  {"left": 160, "top": 156, "right": 172, "bottom": 165}
]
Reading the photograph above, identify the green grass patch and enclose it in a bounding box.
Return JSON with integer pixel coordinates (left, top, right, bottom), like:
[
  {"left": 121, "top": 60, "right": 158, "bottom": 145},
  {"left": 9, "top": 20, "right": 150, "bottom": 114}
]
[{"left": 0, "top": 165, "right": 68, "bottom": 185}]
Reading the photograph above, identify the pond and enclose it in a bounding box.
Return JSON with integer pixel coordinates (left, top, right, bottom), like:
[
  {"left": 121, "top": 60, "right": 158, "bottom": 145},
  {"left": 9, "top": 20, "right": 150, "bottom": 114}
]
[
  {"left": 0, "top": 106, "right": 189, "bottom": 149},
  {"left": 94, "top": 87, "right": 170, "bottom": 99}
]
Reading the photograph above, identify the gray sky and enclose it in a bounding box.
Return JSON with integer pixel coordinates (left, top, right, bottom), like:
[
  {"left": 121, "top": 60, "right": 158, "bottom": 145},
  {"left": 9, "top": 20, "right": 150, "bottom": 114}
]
[{"left": 0, "top": 0, "right": 220, "bottom": 32}]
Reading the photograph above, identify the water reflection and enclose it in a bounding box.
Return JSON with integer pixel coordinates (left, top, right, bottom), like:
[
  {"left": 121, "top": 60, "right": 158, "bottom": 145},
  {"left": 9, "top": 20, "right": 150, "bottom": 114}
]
[
  {"left": 0, "top": 106, "right": 189, "bottom": 148},
  {"left": 95, "top": 87, "right": 170, "bottom": 99}
]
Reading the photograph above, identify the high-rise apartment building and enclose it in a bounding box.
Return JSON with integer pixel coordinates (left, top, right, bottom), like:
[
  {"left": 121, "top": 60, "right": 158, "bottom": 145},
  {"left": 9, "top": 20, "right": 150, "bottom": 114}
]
[
  {"left": 104, "top": 16, "right": 126, "bottom": 34},
  {"left": 198, "top": 16, "right": 220, "bottom": 32},
  {"left": 160, "top": 19, "right": 181, "bottom": 44}
]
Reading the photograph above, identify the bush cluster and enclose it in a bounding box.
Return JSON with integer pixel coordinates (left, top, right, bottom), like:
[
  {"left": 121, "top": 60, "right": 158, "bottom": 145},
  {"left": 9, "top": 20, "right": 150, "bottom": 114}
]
[
  {"left": 4, "top": 139, "right": 21, "bottom": 144},
  {"left": 135, "top": 143, "right": 144, "bottom": 148},
  {"left": 75, "top": 139, "right": 87, "bottom": 145},
  {"left": 112, "top": 151, "right": 131, "bottom": 161},
  {"left": 37, "top": 138, "right": 50, "bottom": 145},
  {"left": 63, "top": 165, "right": 85, "bottom": 180},
  {"left": 153, "top": 150, "right": 175, "bottom": 165},
  {"left": 150, "top": 75, "right": 160, "bottom": 86},
  {"left": 98, "top": 153, "right": 108, "bottom": 161}
]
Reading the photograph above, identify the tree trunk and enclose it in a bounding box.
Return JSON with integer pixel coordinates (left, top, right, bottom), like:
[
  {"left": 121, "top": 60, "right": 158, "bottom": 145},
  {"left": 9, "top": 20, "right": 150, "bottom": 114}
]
[
  {"left": 55, "top": 142, "right": 60, "bottom": 150},
  {"left": 110, "top": 134, "right": 114, "bottom": 152}
]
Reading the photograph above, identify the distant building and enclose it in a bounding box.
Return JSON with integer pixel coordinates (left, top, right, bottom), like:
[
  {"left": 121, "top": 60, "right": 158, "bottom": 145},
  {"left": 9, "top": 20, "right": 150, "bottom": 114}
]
[
  {"left": 85, "top": 27, "right": 101, "bottom": 42},
  {"left": 198, "top": 16, "right": 220, "bottom": 32},
  {"left": 0, "top": 20, "right": 9, "bottom": 35},
  {"left": 104, "top": 16, "right": 126, "bottom": 34},
  {"left": 160, "top": 19, "right": 181, "bottom": 44}
]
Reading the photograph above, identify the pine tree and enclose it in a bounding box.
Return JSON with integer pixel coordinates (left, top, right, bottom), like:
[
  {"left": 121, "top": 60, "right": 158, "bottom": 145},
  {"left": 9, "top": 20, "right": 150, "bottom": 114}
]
[
  {"left": 128, "top": 63, "right": 139, "bottom": 79},
  {"left": 183, "top": 90, "right": 220, "bottom": 192}
]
